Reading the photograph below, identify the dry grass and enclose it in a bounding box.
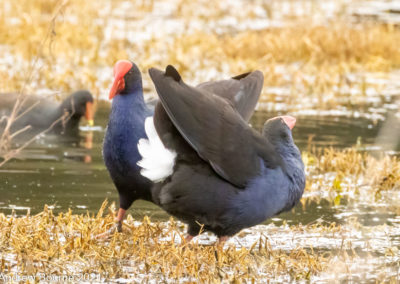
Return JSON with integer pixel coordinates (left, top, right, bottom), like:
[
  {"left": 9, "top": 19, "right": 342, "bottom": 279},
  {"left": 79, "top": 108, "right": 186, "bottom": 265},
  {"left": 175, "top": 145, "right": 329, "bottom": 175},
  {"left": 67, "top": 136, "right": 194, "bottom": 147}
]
[
  {"left": 0, "top": 1, "right": 399, "bottom": 281},
  {"left": 0, "top": 201, "right": 327, "bottom": 282},
  {"left": 307, "top": 147, "right": 400, "bottom": 191},
  {"left": 166, "top": 23, "right": 400, "bottom": 75},
  {"left": 1, "top": 0, "right": 399, "bottom": 112},
  {"left": 0, "top": 201, "right": 398, "bottom": 282},
  {"left": 0, "top": 0, "right": 74, "bottom": 165},
  {"left": 303, "top": 147, "right": 400, "bottom": 209}
]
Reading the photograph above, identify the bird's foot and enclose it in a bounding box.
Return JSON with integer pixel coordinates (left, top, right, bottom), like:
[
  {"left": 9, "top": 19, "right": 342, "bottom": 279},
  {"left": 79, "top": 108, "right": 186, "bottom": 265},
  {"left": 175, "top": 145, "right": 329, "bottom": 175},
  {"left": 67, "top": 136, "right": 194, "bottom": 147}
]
[
  {"left": 94, "top": 221, "right": 121, "bottom": 240},
  {"left": 116, "top": 220, "right": 123, "bottom": 232},
  {"left": 115, "top": 208, "right": 126, "bottom": 233},
  {"left": 214, "top": 236, "right": 229, "bottom": 260},
  {"left": 179, "top": 234, "right": 195, "bottom": 249},
  {"left": 217, "top": 236, "right": 229, "bottom": 247},
  {"left": 185, "top": 235, "right": 194, "bottom": 243},
  {"left": 180, "top": 234, "right": 194, "bottom": 246},
  {"left": 94, "top": 208, "right": 126, "bottom": 240}
]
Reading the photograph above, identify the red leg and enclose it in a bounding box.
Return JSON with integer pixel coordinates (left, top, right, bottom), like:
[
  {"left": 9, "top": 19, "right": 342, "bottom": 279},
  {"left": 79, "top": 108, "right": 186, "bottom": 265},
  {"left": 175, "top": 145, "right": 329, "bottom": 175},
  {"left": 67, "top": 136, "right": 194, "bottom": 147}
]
[
  {"left": 95, "top": 208, "right": 126, "bottom": 239},
  {"left": 115, "top": 208, "right": 126, "bottom": 232},
  {"left": 185, "top": 235, "right": 194, "bottom": 243},
  {"left": 218, "top": 236, "right": 229, "bottom": 246}
]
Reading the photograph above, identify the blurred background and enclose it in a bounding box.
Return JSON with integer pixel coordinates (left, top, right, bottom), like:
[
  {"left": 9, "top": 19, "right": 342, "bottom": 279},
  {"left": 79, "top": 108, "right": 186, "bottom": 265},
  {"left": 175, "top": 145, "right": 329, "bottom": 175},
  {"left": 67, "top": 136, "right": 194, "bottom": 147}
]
[
  {"left": 0, "top": 0, "right": 399, "bottom": 217},
  {"left": 0, "top": 0, "right": 399, "bottom": 281}
]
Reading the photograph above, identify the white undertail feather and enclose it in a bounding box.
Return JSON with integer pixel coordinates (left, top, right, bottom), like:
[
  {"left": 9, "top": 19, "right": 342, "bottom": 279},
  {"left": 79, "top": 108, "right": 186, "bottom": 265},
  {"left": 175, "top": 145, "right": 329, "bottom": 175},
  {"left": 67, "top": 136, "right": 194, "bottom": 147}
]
[{"left": 137, "top": 117, "right": 176, "bottom": 182}]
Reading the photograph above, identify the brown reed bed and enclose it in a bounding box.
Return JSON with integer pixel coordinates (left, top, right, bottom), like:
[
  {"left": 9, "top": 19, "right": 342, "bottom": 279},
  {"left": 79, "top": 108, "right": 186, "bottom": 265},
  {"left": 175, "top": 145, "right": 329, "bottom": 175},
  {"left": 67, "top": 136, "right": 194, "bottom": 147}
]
[
  {"left": 1, "top": 0, "right": 400, "bottom": 113},
  {"left": 303, "top": 147, "right": 400, "bottom": 211},
  {"left": 0, "top": 0, "right": 399, "bottom": 281},
  {"left": 0, "top": 201, "right": 327, "bottom": 282},
  {"left": 0, "top": 147, "right": 400, "bottom": 281},
  {"left": 0, "top": 199, "right": 399, "bottom": 282}
]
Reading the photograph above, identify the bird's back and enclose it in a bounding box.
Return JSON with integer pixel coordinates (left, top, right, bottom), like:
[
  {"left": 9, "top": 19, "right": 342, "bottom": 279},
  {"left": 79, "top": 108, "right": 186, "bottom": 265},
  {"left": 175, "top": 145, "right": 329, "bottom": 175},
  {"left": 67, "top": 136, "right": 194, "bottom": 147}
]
[{"left": 0, "top": 93, "right": 59, "bottom": 133}]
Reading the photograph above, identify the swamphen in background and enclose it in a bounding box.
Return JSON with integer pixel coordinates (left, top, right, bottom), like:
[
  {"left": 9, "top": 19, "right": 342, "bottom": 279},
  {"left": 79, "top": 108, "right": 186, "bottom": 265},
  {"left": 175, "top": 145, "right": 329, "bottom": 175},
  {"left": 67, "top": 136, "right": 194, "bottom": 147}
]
[
  {"left": 139, "top": 66, "right": 305, "bottom": 243},
  {"left": 103, "top": 60, "right": 264, "bottom": 232},
  {"left": 0, "top": 90, "right": 94, "bottom": 136}
]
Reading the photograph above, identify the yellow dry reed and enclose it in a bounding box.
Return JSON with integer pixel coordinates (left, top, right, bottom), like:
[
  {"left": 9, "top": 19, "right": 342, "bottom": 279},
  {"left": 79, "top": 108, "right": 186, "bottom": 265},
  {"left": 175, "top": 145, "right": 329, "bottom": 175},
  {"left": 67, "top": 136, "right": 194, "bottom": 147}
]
[{"left": 0, "top": 201, "right": 329, "bottom": 282}]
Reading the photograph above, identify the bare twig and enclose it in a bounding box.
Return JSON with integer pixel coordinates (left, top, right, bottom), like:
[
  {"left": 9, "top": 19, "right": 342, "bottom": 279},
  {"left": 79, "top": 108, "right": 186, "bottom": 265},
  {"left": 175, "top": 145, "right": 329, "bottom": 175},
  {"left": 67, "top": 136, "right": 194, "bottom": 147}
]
[
  {"left": 9, "top": 125, "right": 32, "bottom": 140},
  {"left": 0, "top": 0, "right": 69, "bottom": 166},
  {"left": 13, "top": 101, "right": 41, "bottom": 122},
  {"left": 0, "top": 112, "right": 71, "bottom": 167}
]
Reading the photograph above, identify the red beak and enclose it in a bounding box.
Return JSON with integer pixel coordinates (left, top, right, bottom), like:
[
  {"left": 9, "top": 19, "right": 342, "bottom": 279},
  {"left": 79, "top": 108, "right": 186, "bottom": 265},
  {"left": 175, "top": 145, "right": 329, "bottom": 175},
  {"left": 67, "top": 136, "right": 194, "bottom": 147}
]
[
  {"left": 109, "top": 79, "right": 124, "bottom": 100},
  {"left": 281, "top": 116, "right": 296, "bottom": 130},
  {"left": 109, "top": 60, "right": 133, "bottom": 100}
]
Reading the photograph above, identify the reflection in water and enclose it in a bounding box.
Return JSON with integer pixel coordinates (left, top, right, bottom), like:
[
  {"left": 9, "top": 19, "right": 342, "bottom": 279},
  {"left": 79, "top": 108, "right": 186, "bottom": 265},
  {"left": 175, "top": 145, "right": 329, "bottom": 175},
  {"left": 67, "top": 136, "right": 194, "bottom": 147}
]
[
  {"left": 84, "top": 131, "right": 93, "bottom": 163},
  {"left": 63, "top": 131, "right": 93, "bottom": 163},
  {"left": 0, "top": 105, "right": 398, "bottom": 227}
]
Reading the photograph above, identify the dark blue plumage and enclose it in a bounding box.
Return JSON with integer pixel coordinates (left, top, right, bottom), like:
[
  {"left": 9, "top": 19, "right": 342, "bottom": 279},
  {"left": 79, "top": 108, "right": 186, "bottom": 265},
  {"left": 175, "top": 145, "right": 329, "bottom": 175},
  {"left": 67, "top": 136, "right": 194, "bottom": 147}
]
[
  {"left": 103, "top": 60, "right": 153, "bottom": 230},
  {"left": 148, "top": 66, "right": 306, "bottom": 241},
  {"left": 103, "top": 90, "right": 153, "bottom": 207},
  {"left": 103, "top": 60, "right": 266, "bottom": 233},
  {"left": 0, "top": 90, "right": 94, "bottom": 136}
]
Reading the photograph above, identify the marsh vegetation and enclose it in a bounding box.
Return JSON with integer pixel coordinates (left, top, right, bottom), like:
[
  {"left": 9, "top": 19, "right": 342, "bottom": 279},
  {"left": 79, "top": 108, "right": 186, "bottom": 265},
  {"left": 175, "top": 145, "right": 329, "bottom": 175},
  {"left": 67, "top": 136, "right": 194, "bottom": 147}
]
[{"left": 0, "top": 0, "right": 399, "bottom": 282}]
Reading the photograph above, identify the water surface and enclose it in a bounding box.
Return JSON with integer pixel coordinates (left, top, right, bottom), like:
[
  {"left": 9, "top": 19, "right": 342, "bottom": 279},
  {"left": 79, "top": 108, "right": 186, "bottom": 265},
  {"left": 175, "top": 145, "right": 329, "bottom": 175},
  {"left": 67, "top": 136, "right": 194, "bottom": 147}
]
[{"left": 1, "top": 104, "right": 398, "bottom": 227}]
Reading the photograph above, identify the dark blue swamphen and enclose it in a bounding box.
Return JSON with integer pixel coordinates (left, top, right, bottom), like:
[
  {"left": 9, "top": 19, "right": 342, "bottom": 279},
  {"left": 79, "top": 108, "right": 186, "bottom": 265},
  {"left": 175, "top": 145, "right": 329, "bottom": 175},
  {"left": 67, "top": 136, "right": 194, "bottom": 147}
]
[
  {"left": 139, "top": 65, "right": 305, "bottom": 243},
  {"left": 103, "top": 60, "right": 265, "bottom": 232},
  {"left": 103, "top": 60, "right": 153, "bottom": 232},
  {"left": 0, "top": 90, "right": 94, "bottom": 136}
]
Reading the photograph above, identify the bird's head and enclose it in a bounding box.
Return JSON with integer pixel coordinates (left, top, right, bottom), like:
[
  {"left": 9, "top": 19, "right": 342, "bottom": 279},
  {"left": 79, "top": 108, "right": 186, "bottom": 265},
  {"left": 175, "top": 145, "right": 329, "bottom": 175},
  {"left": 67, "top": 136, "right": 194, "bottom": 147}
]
[
  {"left": 262, "top": 116, "right": 296, "bottom": 147},
  {"left": 62, "top": 90, "right": 94, "bottom": 126},
  {"left": 109, "top": 60, "right": 142, "bottom": 99}
]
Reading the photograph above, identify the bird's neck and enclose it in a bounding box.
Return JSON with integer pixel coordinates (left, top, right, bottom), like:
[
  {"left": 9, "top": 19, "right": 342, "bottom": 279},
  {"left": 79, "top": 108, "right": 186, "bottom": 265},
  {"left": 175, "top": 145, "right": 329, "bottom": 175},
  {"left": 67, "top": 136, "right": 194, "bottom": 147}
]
[
  {"left": 280, "top": 147, "right": 305, "bottom": 208},
  {"left": 107, "top": 91, "right": 150, "bottom": 152},
  {"left": 109, "top": 91, "right": 149, "bottom": 126}
]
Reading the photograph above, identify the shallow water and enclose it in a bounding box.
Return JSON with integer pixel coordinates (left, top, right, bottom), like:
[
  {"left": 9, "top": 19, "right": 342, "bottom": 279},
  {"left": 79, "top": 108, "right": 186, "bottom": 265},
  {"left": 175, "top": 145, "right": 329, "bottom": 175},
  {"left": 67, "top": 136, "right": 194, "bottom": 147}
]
[
  {"left": 0, "top": 104, "right": 398, "bottom": 227},
  {"left": 1, "top": 0, "right": 400, "bottom": 282}
]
